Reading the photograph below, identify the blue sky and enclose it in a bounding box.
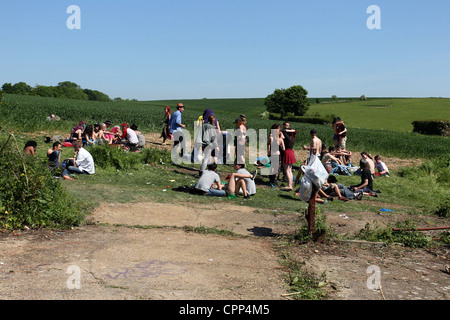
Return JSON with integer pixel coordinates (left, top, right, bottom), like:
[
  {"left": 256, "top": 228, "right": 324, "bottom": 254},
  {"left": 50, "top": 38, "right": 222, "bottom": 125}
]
[{"left": 1, "top": 0, "right": 449, "bottom": 100}]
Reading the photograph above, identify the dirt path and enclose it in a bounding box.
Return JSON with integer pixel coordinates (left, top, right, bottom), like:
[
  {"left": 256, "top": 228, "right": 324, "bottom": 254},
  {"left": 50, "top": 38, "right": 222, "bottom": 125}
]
[{"left": 1, "top": 198, "right": 449, "bottom": 300}]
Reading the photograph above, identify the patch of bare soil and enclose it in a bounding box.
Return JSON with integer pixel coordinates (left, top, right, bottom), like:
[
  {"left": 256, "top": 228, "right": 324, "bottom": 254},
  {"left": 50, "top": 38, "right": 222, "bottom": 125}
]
[{"left": 1, "top": 198, "right": 449, "bottom": 300}]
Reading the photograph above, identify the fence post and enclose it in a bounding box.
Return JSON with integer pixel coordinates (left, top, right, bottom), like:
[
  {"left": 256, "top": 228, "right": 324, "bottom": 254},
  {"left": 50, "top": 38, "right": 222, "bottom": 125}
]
[{"left": 307, "top": 184, "right": 318, "bottom": 234}]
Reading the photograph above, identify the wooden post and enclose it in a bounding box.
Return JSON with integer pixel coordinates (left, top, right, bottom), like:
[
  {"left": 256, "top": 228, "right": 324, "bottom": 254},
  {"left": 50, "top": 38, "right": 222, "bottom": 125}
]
[{"left": 307, "top": 184, "right": 318, "bottom": 234}]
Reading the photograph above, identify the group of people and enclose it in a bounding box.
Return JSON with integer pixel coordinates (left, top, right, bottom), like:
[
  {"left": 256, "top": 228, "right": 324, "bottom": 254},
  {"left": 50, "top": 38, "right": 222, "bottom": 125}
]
[
  {"left": 23, "top": 139, "right": 95, "bottom": 181},
  {"left": 25, "top": 105, "right": 390, "bottom": 203},
  {"left": 163, "top": 107, "right": 390, "bottom": 203},
  {"left": 69, "top": 120, "right": 143, "bottom": 150}
]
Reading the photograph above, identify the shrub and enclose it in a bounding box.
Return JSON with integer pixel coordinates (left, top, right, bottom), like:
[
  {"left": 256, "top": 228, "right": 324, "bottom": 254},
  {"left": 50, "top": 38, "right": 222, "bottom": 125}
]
[
  {"left": 87, "top": 143, "right": 172, "bottom": 170},
  {"left": 0, "top": 136, "right": 86, "bottom": 229},
  {"left": 412, "top": 119, "right": 450, "bottom": 136}
]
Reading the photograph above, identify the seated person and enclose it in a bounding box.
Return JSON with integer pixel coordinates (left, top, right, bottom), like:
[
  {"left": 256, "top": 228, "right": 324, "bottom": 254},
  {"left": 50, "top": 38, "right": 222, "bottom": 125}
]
[
  {"left": 120, "top": 123, "right": 139, "bottom": 150},
  {"left": 70, "top": 121, "right": 86, "bottom": 142},
  {"left": 83, "top": 124, "right": 95, "bottom": 146},
  {"left": 374, "top": 155, "right": 390, "bottom": 177},
  {"left": 193, "top": 163, "right": 226, "bottom": 197},
  {"left": 361, "top": 152, "right": 375, "bottom": 177},
  {"left": 47, "top": 141, "right": 73, "bottom": 180},
  {"left": 24, "top": 141, "right": 37, "bottom": 155},
  {"left": 64, "top": 140, "right": 95, "bottom": 176},
  {"left": 349, "top": 159, "right": 378, "bottom": 198},
  {"left": 226, "top": 163, "right": 257, "bottom": 199},
  {"left": 101, "top": 123, "right": 114, "bottom": 144},
  {"left": 332, "top": 146, "right": 352, "bottom": 167}
]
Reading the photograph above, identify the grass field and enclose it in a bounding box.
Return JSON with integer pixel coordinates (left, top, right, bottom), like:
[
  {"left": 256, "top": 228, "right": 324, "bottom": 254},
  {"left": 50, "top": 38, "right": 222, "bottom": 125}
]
[
  {"left": 1, "top": 94, "right": 449, "bottom": 159},
  {"left": 0, "top": 94, "right": 449, "bottom": 246}
]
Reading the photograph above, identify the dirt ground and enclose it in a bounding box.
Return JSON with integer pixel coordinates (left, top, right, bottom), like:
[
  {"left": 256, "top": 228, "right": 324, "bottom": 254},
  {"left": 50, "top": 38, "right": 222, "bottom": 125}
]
[{"left": 0, "top": 132, "right": 448, "bottom": 301}]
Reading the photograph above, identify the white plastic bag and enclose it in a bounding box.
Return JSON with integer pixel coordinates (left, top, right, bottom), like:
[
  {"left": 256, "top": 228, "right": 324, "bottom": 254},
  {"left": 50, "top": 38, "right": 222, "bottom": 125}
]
[
  {"left": 299, "top": 175, "right": 313, "bottom": 202},
  {"left": 301, "top": 155, "right": 328, "bottom": 189}
]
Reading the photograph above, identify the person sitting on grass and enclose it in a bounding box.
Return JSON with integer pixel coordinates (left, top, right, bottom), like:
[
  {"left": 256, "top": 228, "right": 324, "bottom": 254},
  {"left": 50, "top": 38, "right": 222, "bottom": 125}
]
[
  {"left": 225, "top": 162, "right": 257, "bottom": 200},
  {"left": 374, "top": 155, "right": 390, "bottom": 177},
  {"left": 120, "top": 123, "right": 139, "bottom": 151},
  {"left": 24, "top": 140, "right": 37, "bottom": 156},
  {"left": 64, "top": 140, "right": 95, "bottom": 176},
  {"left": 349, "top": 159, "right": 378, "bottom": 198},
  {"left": 192, "top": 163, "right": 226, "bottom": 197},
  {"left": 47, "top": 141, "right": 73, "bottom": 180}
]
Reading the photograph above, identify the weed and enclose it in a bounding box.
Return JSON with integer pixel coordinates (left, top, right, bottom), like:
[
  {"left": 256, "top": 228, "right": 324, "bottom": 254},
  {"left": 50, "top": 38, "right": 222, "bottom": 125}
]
[
  {"left": 354, "top": 220, "right": 432, "bottom": 248},
  {"left": 280, "top": 252, "right": 328, "bottom": 300}
]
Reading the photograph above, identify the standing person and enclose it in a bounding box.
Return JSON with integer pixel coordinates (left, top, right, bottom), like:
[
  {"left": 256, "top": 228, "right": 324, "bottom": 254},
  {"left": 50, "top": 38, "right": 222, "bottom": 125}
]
[
  {"left": 169, "top": 103, "right": 186, "bottom": 157},
  {"left": 334, "top": 117, "right": 348, "bottom": 150},
  {"left": 267, "top": 123, "right": 285, "bottom": 188},
  {"left": 280, "top": 122, "right": 297, "bottom": 191},
  {"left": 303, "top": 129, "right": 322, "bottom": 163},
  {"left": 234, "top": 117, "right": 247, "bottom": 164},
  {"left": 160, "top": 106, "right": 172, "bottom": 145},
  {"left": 65, "top": 140, "right": 95, "bottom": 176},
  {"left": 199, "top": 115, "right": 220, "bottom": 171}
]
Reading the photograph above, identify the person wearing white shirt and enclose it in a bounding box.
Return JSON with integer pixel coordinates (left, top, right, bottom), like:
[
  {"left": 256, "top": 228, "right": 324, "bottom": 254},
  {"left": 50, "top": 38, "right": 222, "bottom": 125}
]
[
  {"left": 66, "top": 140, "right": 95, "bottom": 175},
  {"left": 374, "top": 155, "right": 390, "bottom": 177}
]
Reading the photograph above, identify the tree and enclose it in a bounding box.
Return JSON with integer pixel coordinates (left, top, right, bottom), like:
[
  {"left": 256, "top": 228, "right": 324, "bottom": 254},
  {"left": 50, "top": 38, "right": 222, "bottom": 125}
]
[
  {"left": 265, "top": 85, "right": 309, "bottom": 117},
  {"left": 83, "top": 89, "right": 111, "bottom": 102}
]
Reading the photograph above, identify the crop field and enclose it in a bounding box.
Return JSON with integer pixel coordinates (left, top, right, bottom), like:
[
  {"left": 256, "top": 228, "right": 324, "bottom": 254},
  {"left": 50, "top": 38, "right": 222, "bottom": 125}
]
[{"left": 1, "top": 94, "right": 449, "bottom": 159}]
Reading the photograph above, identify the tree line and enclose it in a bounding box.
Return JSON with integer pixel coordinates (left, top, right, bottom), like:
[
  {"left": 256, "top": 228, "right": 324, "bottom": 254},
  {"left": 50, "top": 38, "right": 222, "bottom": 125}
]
[{"left": 1, "top": 81, "right": 111, "bottom": 102}]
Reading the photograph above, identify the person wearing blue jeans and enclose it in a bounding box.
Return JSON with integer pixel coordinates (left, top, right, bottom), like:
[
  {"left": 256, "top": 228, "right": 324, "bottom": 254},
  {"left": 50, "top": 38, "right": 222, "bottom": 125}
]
[
  {"left": 64, "top": 140, "right": 95, "bottom": 177},
  {"left": 193, "top": 163, "right": 226, "bottom": 197}
]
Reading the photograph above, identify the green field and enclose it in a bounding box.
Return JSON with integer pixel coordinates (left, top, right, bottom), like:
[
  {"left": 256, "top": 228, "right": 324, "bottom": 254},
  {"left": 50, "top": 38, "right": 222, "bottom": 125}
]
[
  {"left": 308, "top": 97, "right": 450, "bottom": 133},
  {"left": 1, "top": 94, "right": 449, "bottom": 159}
]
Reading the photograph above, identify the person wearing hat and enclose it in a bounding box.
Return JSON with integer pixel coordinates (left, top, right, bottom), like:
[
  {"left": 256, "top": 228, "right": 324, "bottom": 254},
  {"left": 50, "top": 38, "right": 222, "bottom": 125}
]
[{"left": 169, "top": 103, "right": 186, "bottom": 157}]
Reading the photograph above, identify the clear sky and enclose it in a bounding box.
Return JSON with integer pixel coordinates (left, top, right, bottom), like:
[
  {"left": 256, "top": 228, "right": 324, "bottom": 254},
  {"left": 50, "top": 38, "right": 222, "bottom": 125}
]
[{"left": 1, "top": 0, "right": 449, "bottom": 100}]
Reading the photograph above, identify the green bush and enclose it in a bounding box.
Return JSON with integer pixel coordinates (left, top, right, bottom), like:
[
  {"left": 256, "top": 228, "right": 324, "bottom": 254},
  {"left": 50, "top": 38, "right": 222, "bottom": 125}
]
[
  {"left": 412, "top": 119, "right": 450, "bottom": 136},
  {"left": 0, "top": 136, "right": 86, "bottom": 229},
  {"left": 87, "top": 144, "right": 172, "bottom": 170}
]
